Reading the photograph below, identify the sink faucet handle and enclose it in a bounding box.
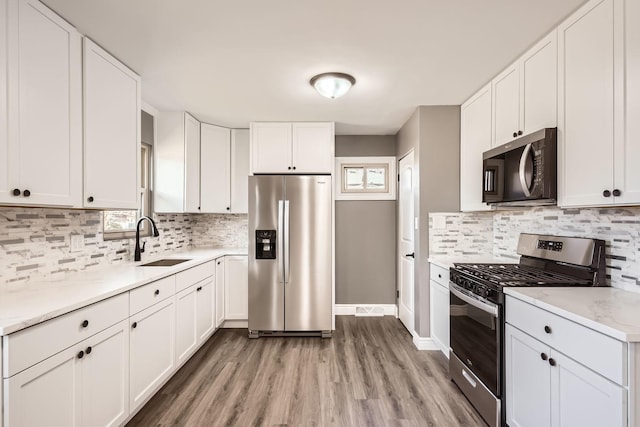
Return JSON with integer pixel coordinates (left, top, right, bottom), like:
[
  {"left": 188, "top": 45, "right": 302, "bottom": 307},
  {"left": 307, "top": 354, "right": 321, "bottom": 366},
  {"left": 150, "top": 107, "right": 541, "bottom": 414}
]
[{"left": 141, "top": 241, "right": 146, "bottom": 253}]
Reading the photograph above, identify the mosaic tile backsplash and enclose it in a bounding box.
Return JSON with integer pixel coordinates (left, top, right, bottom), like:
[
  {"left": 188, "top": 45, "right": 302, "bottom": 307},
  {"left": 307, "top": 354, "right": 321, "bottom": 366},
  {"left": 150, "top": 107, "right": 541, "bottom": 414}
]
[
  {"left": 429, "top": 212, "right": 493, "bottom": 257},
  {"left": 430, "top": 206, "right": 640, "bottom": 293},
  {"left": 0, "top": 207, "right": 248, "bottom": 285}
]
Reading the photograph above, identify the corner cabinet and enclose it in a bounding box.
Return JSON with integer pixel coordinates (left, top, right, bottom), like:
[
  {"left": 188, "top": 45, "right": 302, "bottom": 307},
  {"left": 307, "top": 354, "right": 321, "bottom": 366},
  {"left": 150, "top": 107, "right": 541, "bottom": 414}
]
[
  {"left": 558, "top": 0, "right": 640, "bottom": 207},
  {"left": 460, "top": 83, "right": 492, "bottom": 212},
  {"left": 250, "top": 122, "right": 334, "bottom": 174},
  {"left": 0, "top": 0, "right": 82, "bottom": 207},
  {"left": 200, "top": 123, "right": 231, "bottom": 213},
  {"left": 83, "top": 38, "right": 140, "bottom": 210}
]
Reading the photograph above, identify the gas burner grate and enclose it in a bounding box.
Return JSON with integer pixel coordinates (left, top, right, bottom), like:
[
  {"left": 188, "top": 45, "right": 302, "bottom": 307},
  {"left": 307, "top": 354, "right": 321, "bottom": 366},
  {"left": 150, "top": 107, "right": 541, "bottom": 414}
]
[{"left": 453, "top": 263, "right": 592, "bottom": 287}]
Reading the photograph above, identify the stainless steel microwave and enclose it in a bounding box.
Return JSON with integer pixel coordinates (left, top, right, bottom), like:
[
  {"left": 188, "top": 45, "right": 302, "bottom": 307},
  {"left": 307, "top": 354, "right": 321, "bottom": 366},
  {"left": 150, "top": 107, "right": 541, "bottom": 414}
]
[{"left": 482, "top": 128, "right": 557, "bottom": 206}]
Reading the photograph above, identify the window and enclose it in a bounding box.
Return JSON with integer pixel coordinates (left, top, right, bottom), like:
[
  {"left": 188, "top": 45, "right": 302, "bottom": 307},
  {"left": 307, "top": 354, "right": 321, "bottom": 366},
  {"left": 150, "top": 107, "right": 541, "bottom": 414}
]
[
  {"left": 335, "top": 156, "right": 396, "bottom": 200},
  {"left": 103, "top": 143, "right": 153, "bottom": 240}
]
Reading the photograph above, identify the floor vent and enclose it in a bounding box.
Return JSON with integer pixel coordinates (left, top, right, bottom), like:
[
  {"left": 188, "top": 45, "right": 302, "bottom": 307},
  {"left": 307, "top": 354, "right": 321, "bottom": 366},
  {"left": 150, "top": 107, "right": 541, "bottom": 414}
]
[{"left": 355, "top": 306, "right": 385, "bottom": 317}]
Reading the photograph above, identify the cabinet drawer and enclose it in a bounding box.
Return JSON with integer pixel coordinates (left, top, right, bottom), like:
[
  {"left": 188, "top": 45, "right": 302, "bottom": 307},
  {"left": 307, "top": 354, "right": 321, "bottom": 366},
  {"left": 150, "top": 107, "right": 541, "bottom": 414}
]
[
  {"left": 3, "top": 293, "right": 128, "bottom": 378},
  {"left": 430, "top": 263, "right": 450, "bottom": 287},
  {"left": 130, "top": 275, "right": 176, "bottom": 315},
  {"left": 176, "top": 261, "right": 215, "bottom": 292},
  {"left": 506, "top": 296, "right": 627, "bottom": 385}
]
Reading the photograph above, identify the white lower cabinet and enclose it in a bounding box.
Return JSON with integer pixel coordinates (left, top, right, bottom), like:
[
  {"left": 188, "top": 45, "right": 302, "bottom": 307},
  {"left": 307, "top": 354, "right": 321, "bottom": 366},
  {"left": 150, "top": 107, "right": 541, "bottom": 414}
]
[
  {"left": 196, "top": 279, "right": 215, "bottom": 342},
  {"left": 129, "top": 298, "right": 175, "bottom": 413},
  {"left": 215, "top": 258, "right": 226, "bottom": 327},
  {"left": 224, "top": 256, "right": 248, "bottom": 321},
  {"left": 429, "top": 262, "right": 450, "bottom": 358},
  {"left": 175, "top": 278, "right": 215, "bottom": 367},
  {"left": 4, "top": 320, "right": 129, "bottom": 427},
  {"left": 505, "top": 296, "right": 628, "bottom": 427}
]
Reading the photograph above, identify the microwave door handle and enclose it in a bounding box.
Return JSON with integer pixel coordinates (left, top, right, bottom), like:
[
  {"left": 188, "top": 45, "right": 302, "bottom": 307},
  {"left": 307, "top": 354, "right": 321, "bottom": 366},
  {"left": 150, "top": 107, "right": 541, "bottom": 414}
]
[{"left": 519, "top": 143, "right": 533, "bottom": 197}]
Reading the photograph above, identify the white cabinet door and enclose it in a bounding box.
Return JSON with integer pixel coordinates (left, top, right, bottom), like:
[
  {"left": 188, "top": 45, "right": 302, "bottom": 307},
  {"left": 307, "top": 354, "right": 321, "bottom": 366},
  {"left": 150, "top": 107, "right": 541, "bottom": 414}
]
[
  {"left": 224, "top": 255, "right": 248, "bottom": 320},
  {"left": 175, "top": 285, "right": 198, "bottom": 366},
  {"left": 5, "top": 344, "right": 81, "bottom": 426},
  {"left": 184, "top": 113, "right": 201, "bottom": 213},
  {"left": 505, "top": 324, "right": 552, "bottom": 427},
  {"left": 129, "top": 298, "right": 175, "bottom": 412},
  {"left": 558, "top": 0, "right": 616, "bottom": 207},
  {"left": 460, "top": 83, "right": 492, "bottom": 212},
  {"left": 230, "top": 129, "right": 249, "bottom": 213},
  {"left": 83, "top": 37, "right": 140, "bottom": 210},
  {"left": 1, "top": 0, "right": 82, "bottom": 206},
  {"left": 215, "top": 258, "right": 225, "bottom": 327},
  {"left": 200, "top": 123, "right": 230, "bottom": 213},
  {"left": 291, "top": 122, "right": 334, "bottom": 173},
  {"left": 521, "top": 31, "right": 558, "bottom": 135},
  {"left": 196, "top": 278, "right": 215, "bottom": 342},
  {"left": 429, "top": 280, "right": 449, "bottom": 358},
  {"left": 81, "top": 320, "right": 129, "bottom": 427},
  {"left": 551, "top": 349, "right": 626, "bottom": 427},
  {"left": 250, "top": 122, "right": 292, "bottom": 173},
  {"left": 0, "top": 1, "right": 8, "bottom": 203},
  {"left": 492, "top": 63, "right": 521, "bottom": 146}
]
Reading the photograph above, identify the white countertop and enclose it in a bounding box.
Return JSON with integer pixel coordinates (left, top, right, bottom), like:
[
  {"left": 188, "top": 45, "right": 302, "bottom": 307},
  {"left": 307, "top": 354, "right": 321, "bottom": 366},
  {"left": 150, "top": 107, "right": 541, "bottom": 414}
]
[
  {"left": 428, "top": 255, "right": 513, "bottom": 269},
  {"left": 505, "top": 287, "right": 640, "bottom": 343},
  {"left": 0, "top": 248, "right": 247, "bottom": 336}
]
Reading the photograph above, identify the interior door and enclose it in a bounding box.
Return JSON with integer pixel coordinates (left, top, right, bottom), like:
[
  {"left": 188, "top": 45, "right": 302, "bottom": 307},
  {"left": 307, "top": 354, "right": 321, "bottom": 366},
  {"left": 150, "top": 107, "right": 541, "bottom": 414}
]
[{"left": 398, "top": 151, "right": 415, "bottom": 333}]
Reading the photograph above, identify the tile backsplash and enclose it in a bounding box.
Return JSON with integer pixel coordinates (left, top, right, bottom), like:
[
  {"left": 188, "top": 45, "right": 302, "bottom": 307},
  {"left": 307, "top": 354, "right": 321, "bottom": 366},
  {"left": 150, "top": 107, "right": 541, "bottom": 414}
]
[
  {"left": 430, "top": 206, "right": 640, "bottom": 292},
  {"left": 429, "top": 212, "right": 493, "bottom": 257},
  {"left": 0, "top": 207, "right": 248, "bottom": 285}
]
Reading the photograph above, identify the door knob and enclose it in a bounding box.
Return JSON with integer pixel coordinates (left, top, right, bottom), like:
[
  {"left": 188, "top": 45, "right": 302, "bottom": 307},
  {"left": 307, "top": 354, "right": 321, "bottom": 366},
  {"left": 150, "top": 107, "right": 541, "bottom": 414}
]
[{"left": 405, "top": 253, "right": 415, "bottom": 258}]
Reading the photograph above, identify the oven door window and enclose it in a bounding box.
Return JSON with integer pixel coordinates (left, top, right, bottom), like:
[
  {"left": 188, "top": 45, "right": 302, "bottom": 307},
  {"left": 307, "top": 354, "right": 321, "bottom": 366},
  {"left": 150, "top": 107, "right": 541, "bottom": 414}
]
[{"left": 449, "top": 289, "right": 500, "bottom": 396}]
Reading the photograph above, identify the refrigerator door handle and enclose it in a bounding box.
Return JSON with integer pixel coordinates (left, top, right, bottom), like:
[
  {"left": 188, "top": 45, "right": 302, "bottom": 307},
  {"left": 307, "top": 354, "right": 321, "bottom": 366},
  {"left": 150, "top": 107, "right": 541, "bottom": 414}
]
[
  {"left": 283, "top": 200, "right": 290, "bottom": 284},
  {"left": 277, "top": 200, "right": 285, "bottom": 284}
]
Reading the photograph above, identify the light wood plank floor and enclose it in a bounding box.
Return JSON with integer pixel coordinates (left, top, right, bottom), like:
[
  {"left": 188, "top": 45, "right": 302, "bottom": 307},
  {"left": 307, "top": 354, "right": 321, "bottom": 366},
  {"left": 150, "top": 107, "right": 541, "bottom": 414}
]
[{"left": 127, "top": 316, "right": 485, "bottom": 426}]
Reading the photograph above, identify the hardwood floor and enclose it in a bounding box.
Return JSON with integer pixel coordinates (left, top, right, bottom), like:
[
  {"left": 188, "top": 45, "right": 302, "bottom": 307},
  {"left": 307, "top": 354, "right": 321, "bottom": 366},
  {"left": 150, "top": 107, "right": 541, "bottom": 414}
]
[{"left": 127, "top": 316, "right": 485, "bottom": 426}]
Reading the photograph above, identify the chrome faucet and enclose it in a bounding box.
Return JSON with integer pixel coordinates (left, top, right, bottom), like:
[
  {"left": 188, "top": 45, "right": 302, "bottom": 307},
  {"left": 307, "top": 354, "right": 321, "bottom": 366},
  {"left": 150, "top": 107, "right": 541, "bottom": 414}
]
[{"left": 134, "top": 216, "right": 160, "bottom": 262}]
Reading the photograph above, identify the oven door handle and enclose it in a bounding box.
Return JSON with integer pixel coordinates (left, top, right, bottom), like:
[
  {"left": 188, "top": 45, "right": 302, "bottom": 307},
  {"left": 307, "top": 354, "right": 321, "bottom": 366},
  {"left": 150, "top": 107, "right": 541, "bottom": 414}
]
[{"left": 450, "top": 284, "right": 498, "bottom": 317}]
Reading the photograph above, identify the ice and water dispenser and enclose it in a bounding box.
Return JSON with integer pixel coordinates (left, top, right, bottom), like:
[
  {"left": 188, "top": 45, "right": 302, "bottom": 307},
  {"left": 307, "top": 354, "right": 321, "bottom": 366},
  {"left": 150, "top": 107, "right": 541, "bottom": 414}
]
[{"left": 255, "top": 230, "right": 276, "bottom": 259}]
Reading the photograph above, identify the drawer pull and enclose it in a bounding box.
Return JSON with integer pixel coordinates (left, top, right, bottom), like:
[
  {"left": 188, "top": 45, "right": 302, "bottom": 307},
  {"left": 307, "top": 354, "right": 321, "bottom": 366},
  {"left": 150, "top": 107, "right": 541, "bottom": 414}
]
[
  {"left": 132, "top": 322, "right": 138, "bottom": 329},
  {"left": 461, "top": 369, "right": 477, "bottom": 388},
  {"left": 549, "top": 358, "right": 556, "bottom": 367},
  {"left": 154, "top": 289, "right": 160, "bottom": 296},
  {"left": 544, "top": 325, "right": 552, "bottom": 334},
  {"left": 81, "top": 320, "right": 89, "bottom": 328},
  {"left": 77, "top": 350, "right": 84, "bottom": 359},
  {"left": 86, "top": 346, "right": 92, "bottom": 355},
  {"left": 540, "top": 352, "right": 548, "bottom": 361}
]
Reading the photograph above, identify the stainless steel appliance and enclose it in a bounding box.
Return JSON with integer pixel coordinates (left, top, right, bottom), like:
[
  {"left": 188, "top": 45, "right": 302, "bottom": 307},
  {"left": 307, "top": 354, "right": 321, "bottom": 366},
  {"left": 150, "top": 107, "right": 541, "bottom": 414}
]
[
  {"left": 449, "top": 233, "right": 606, "bottom": 427},
  {"left": 483, "top": 128, "right": 557, "bottom": 206},
  {"left": 248, "top": 175, "right": 332, "bottom": 338}
]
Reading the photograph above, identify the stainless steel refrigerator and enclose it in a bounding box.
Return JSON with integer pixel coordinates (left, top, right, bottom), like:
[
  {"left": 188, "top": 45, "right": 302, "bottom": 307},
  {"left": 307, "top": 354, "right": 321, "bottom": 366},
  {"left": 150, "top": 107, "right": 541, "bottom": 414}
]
[{"left": 248, "top": 175, "right": 332, "bottom": 338}]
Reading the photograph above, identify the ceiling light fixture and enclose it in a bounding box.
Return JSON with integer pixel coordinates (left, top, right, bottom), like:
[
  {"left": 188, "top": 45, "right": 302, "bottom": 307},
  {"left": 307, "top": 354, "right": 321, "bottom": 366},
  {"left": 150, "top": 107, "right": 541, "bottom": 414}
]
[{"left": 310, "top": 72, "right": 356, "bottom": 99}]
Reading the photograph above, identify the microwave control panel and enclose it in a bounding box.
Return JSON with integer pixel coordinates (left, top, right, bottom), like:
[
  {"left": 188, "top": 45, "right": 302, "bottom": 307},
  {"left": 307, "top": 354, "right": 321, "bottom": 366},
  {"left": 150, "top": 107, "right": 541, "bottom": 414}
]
[{"left": 256, "top": 230, "right": 276, "bottom": 259}]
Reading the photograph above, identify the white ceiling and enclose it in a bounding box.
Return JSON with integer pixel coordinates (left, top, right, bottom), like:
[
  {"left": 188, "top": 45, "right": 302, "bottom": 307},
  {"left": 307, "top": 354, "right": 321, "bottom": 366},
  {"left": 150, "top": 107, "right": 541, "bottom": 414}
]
[{"left": 43, "top": 0, "right": 587, "bottom": 135}]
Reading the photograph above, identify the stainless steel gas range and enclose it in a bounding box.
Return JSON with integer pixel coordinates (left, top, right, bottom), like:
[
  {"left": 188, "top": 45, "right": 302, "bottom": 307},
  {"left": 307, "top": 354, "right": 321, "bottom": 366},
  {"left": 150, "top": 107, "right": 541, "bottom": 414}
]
[{"left": 448, "top": 233, "right": 607, "bottom": 427}]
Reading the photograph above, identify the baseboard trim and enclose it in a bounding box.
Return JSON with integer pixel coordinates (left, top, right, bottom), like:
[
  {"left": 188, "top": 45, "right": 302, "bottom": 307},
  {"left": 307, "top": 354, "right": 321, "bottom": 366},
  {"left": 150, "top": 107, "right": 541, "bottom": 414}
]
[
  {"left": 412, "top": 331, "right": 439, "bottom": 351},
  {"left": 334, "top": 304, "right": 398, "bottom": 317}
]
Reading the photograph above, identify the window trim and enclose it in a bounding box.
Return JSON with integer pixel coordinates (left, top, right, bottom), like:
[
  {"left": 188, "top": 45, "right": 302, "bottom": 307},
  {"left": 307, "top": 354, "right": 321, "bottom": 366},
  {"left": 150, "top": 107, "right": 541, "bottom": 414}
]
[{"left": 335, "top": 156, "right": 397, "bottom": 201}]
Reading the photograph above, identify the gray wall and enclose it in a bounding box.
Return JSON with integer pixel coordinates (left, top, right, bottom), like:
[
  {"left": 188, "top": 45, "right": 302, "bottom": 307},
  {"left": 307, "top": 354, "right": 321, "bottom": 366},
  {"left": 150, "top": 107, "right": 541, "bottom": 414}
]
[
  {"left": 396, "top": 106, "right": 460, "bottom": 336},
  {"left": 335, "top": 135, "right": 397, "bottom": 304}
]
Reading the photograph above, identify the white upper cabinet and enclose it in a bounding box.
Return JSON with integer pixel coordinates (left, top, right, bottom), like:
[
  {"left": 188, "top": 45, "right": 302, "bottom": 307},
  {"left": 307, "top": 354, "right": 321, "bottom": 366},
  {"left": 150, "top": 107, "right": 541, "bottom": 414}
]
[
  {"left": 230, "top": 129, "right": 249, "bottom": 214},
  {"left": 492, "top": 31, "right": 557, "bottom": 147},
  {"left": 460, "top": 83, "right": 493, "bottom": 212},
  {"left": 83, "top": 38, "right": 140, "bottom": 210},
  {"left": 558, "top": 0, "right": 639, "bottom": 207},
  {"left": 0, "top": 0, "right": 82, "bottom": 207},
  {"left": 155, "top": 112, "right": 200, "bottom": 213},
  {"left": 200, "top": 123, "right": 231, "bottom": 213},
  {"left": 250, "top": 122, "right": 334, "bottom": 174}
]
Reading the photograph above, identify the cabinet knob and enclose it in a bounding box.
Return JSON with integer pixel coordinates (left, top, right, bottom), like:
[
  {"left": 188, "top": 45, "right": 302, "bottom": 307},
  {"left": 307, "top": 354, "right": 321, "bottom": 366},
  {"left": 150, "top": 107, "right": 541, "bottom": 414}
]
[
  {"left": 217, "top": 261, "right": 221, "bottom": 265},
  {"left": 198, "top": 206, "right": 201, "bottom": 210},
  {"left": 603, "top": 190, "right": 611, "bottom": 198},
  {"left": 86, "top": 346, "right": 92, "bottom": 355},
  {"left": 154, "top": 289, "right": 160, "bottom": 296},
  {"left": 288, "top": 166, "right": 292, "bottom": 170},
  {"left": 23, "top": 189, "right": 30, "bottom": 197},
  {"left": 12, "top": 188, "right": 20, "bottom": 196},
  {"left": 292, "top": 166, "right": 296, "bottom": 170},
  {"left": 544, "top": 325, "right": 551, "bottom": 334},
  {"left": 77, "top": 350, "right": 84, "bottom": 359},
  {"left": 87, "top": 196, "right": 94, "bottom": 203},
  {"left": 540, "top": 352, "right": 548, "bottom": 361},
  {"left": 518, "top": 130, "right": 523, "bottom": 136},
  {"left": 132, "top": 322, "right": 137, "bottom": 329},
  {"left": 613, "top": 189, "right": 621, "bottom": 197},
  {"left": 81, "top": 320, "right": 89, "bottom": 328},
  {"left": 197, "top": 286, "right": 202, "bottom": 292},
  {"left": 549, "top": 358, "right": 556, "bottom": 367},
  {"left": 513, "top": 132, "right": 518, "bottom": 138},
  {"left": 438, "top": 274, "right": 442, "bottom": 278}
]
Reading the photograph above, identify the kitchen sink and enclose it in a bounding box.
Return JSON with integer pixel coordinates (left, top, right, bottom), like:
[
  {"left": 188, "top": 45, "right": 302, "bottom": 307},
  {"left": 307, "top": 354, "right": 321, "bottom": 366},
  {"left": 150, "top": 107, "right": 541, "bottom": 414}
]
[{"left": 139, "top": 258, "right": 191, "bottom": 267}]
